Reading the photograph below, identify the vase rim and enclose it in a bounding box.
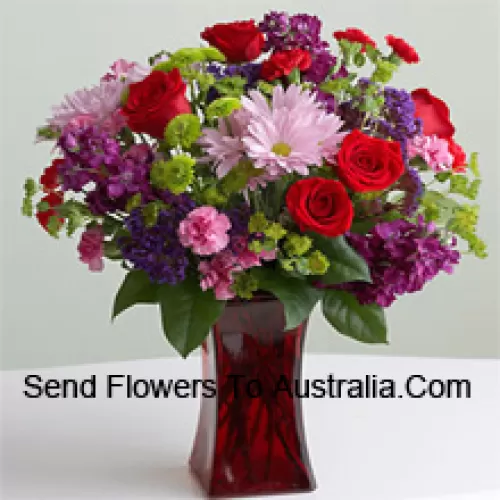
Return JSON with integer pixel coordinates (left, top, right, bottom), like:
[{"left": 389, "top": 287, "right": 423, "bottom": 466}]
[{"left": 227, "top": 291, "right": 277, "bottom": 305}]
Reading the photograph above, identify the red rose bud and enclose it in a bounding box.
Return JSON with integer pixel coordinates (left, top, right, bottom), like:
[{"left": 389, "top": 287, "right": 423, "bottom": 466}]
[
  {"left": 333, "top": 28, "right": 377, "bottom": 52},
  {"left": 286, "top": 178, "right": 353, "bottom": 238},
  {"left": 260, "top": 49, "right": 312, "bottom": 81},
  {"left": 121, "top": 69, "right": 192, "bottom": 140},
  {"left": 411, "top": 88, "right": 455, "bottom": 139},
  {"left": 447, "top": 138, "right": 467, "bottom": 173},
  {"left": 385, "top": 35, "right": 420, "bottom": 64},
  {"left": 336, "top": 130, "right": 405, "bottom": 192},
  {"left": 201, "top": 20, "right": 265, "bottom": 63},
  {"left": 40, "top": 159, "right": 63, "bottom": 192},
  {"left": 36, "top": 191, "right": 64, "bottom": 232}
]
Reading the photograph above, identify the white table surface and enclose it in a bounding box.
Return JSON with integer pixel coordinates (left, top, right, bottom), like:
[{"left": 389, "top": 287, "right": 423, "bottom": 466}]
[{"left": 1, "top": 354, "right": 499, "bottom": 500}]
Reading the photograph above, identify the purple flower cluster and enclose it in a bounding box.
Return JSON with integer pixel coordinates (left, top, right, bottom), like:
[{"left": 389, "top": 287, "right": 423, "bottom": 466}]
[
  {"left": 377, "top": 86, "right": 422, "bottom": 160},
  {"left": 396, "top": 167, "right": 424, "bottom": 216},
  {"left": 57, "top": 126, "right": 121, "bottom": 191},
  {"left": 57, "top": 126, "right": 154, "bottom": 215},
  {"left": 259, "top": 11, "right": 343, "bottom": 85},
  {"left": 225, "top": 204, "right": 252, "bottom": 252},
  {"left": 259, "top": 11, "right": 328, "bottom": 53},
  {"left": 119, "top": 193, "right": 196, "bottom": 284},
  {"left": 341, "top": 217, "right": 461, "bottom": 307}
]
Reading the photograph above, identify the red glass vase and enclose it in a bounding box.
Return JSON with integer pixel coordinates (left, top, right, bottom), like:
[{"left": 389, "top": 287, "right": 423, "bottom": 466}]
[{"left": 190, "top": 294, "right": 316, "bottom": 498}]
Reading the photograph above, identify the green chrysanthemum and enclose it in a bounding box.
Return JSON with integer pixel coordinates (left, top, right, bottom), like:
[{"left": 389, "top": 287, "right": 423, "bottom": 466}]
[{"left": 150, "top": 155, "right": 195, "bottom": 195}]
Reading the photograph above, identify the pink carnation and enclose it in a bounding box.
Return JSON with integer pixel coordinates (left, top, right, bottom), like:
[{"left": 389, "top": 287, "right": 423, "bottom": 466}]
[
  {"left": 408, "top": 134, "right": 453, "bottom": 172},
  {"left": 178, "top": 206, "right": 231, "bottom": 256},
  {"left": 78, "top": 227, "right": 104, "bottom": 272},
  {"left": 199, "top": 251, "right": 239, "bottom": 300}
]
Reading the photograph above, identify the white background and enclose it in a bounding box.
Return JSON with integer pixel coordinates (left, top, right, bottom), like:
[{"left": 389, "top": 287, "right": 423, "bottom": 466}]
[{"left": 0, "top": 0, "right": 499, "bottom": 369}]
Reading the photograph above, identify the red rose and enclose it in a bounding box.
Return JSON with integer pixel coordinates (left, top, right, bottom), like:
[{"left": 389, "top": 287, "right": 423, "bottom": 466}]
[
  {"left": 40, "top": 159, "right": 63, "bottom": 191},
  {"left": 201, "top": 20, "right": 265, "bottom": 63},
  {"left": 121, "top": 69, "right": 192, "bottom": 139},
  {"left": 447, "top": 138, "right": 467, "bottom": 173},
  {"left": 385, "top": 34, "right": 419, "bottom": 64},
  {"left": 336, "top": 130, "right": 404, "bottom": 192},
  {"left": 411, "top": 88, "right": 455, "bottom": 139},
  {"left": 36, "top": 191, "right": 64, "bottom": 232},
  {"left": 286, "top": 178, "right": 353, "bottom": 238},
  {"left": 333, "top": 28, "right": 377, "bottom": 52},
  {"left": 260, "top": 49, "right": 312, "bottom": 81}
]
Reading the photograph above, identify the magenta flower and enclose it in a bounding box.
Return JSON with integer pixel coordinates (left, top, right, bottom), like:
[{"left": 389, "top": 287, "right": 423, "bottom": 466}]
[
  {"left": 78, "top": 226, "right": 105, "bottom": 272},
  {"left": 178, "top": 206, "right": 231, "bottom": 256}
]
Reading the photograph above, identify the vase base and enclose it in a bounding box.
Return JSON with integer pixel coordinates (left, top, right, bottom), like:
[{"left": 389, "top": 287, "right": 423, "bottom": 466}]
[{"left": 189, "top": 459, "right": 317, "bottom": 498}]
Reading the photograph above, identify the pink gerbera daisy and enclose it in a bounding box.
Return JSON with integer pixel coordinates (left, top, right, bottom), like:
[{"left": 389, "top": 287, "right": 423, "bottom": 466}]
[{"left": 241, "top": 85, "right": 345, "bottom": 177}]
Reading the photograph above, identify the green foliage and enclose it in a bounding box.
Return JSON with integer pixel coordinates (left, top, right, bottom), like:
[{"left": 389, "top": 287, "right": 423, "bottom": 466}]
[
  {"left": 153, "top": 47, "right": 225, "bottom": 73},
  {"left": 205, "top": 97, "right": 242, "bottom": 120},
  {"left": 214, "top": 76, "right": 247, "bottom": 98},
  {"left": 353, "top": 52, "right": 366, "bottom": 67},
  {"left": 231, "top": 272, "right": 259, "bottom": 299},
  {"left": 283, "top": 233, "right": 312, "bottom": 257},
  {"left": 219, "top": 160, "right": 264, "bottom": 195},
  {"left": 46, "top": 215, "right": 62, "bottom": 238},
  {"left": 103, "top": 240, "right": 123, "bottom": 261},
  {"left": 150, "top": 156, "right": 195, "bottom": 194},
  {"left": 55, "top": 200, "right": 90, "bottom": 237},
  {"left": 322, "top": 290, "right": 388, "bottom": 344},
  {"left": 165, "top": 114, "right": 201, "bottom": 149},
  {"left": 158, "top": 275, "right": 226, "bottom": 357},
  {"left": 141, "top": 201, "right": 165, "bottom": 227},
  {"left": 371, "top": 60, "right": 398, "bottom": 84},
  {"left": 310, "top": 234, "right": 372, "bottom": 285},
  {"left": 201, "top": 185, "right": 227, "bottom": 206},
  {"left": 421, "top": 190, "right": 461, "bottom": 225},
  {"left": 307, "top": 250, "right": 330, "bottom": 275},
  {"left": 36, "top": 126, "right": 60, "bottom": 141},
  {"left": 125, "top": 193, "right": 143, "bottom": 213},
  {"left": 257, "top": 81, "right": 276, "bottom": 96},
  {"left": 449, "top": 175, "right": 481, "bottom": 200},
  {"left": 447, "top": 204, "right": 487, "bottom": 258},
  {"left": 264, "top": 222, "right": 287, "bottom": 242},
  {"left": 469, "top": 152, "right": 479, "bottom": 177},
  {"left": 251, "top": 267, "right": 323, "bottom": 329},
  {"left": 364, "top": 44, "right": 381, "bottom": 63},
  {"left": 248, "top": 212, "right": 269, "bottom": 233},
  {"left": 112, "top": 270, "right": 159, "bottom": 320},
  {"left": 21, "top": 178, "right": 37, "bottom": 217}
]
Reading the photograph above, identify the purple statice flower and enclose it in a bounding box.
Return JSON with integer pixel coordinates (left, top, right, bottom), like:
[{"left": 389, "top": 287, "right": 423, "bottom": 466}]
[
  {"left": 396, "top": 167, "right": 424, "bottom": 216},
  {"left": 57, "top": 125, "right": 121, "bottom": 191},
  {"left": 376, "top": 86, "right": 422, "bottom": 161},
  {"left": 118, "top": 193, "right": 196, "bottom": 284},
  {"left": 340, "top": 217, "right": 461, "bottom": 307}
]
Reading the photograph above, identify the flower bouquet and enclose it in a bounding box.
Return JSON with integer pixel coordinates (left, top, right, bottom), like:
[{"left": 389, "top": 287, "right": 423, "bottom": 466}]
[{"left": 22, "top": 10, "right": 486, "bottom": 498}]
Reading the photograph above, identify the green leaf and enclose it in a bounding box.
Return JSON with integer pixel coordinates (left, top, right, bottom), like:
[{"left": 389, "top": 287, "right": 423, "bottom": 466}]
[
  {"left": 164, "top": 114, "right": 201, "bottom": 149},
  {"left": 322, "top": 290, "right": 387, "bottom": 344},
  {"left": 214, "top": 76, "right": 247, "bottom": 97},
  {"left": 310, "top": 234, "right": 372, "bottom": 285},
  {"left": 251, "top": 268, "right": 322, "bottom": 330},
  {"left": 469, "top": 152, "right": 479, "bottom": 177},
  {"left": 158, "top": 275, "right": 225, "bottom": 357},
  {"left": 353, "top": 52, "right": 366, "bottom": 67},
  {"left": 112, "top": 270, "right": 159, "bottom": 320},
  {"left": 205, "top": 97, "right": 241, "bottom": 120}
]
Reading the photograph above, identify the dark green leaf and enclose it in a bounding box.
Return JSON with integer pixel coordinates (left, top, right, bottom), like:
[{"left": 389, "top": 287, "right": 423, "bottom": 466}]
[
  {"left": 310, "top": 234, "right": 372, "bottom": 285},
  {"left": 112, "top": 270, "right": 159, "bottom": 320},
  {"left": 251, "top": 268, "right": 322, "bottom": 330},
  {"left": 158, "top": 275, "right": 225, "bottom": 357},
  {"left": 322, "top": 290, "right": 387, "bottom": 344}
]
